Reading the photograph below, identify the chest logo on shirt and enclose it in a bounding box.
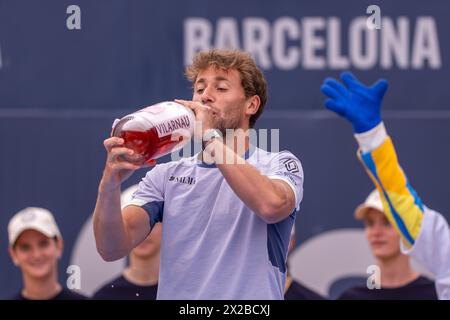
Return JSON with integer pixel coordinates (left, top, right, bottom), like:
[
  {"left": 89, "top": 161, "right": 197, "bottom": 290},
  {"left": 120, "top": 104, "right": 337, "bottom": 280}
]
[
  {"left": 169, "top": 175, "right": 196, "bottom": 185},
  {"left": 283, "top": 158, "right": 299, "bottom": 173}
]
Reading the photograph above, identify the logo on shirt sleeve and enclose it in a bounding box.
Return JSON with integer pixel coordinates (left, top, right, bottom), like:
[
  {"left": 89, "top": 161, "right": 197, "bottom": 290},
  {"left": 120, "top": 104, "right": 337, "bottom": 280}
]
[{"left": 283, "top": 158, "right": 299, "bottom": 173}]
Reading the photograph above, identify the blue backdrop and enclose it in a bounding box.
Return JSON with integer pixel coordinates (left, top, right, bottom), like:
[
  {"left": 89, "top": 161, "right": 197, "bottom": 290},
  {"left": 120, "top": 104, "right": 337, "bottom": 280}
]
[{"left": 1, "top": 0, "right": 449, "bottom": 298}]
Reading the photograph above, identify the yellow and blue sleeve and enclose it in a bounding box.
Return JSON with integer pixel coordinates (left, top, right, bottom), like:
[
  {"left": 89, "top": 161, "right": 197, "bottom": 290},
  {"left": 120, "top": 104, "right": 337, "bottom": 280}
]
[{"left": 358, "top": 137, "right": 423, "bottom": 246}]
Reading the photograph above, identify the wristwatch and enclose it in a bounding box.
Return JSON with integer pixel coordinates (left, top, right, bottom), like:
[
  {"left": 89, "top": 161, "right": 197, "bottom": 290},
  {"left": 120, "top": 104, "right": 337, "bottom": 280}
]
[
  {"left": 203, "top": 129, "right": 222, "bottom": 145},
  {"left": 202, "top": 129, "right": 224, "bottom": 164},
  {"left": 201, "top": 129, "right": 221, "bottom": 154}
]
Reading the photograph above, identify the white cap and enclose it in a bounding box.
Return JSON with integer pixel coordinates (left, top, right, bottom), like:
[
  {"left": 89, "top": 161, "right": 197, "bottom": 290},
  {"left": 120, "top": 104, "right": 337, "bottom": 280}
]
[
  {"left": 354, "top": 189, "right": 384, "bottom": 220},
  {"left": 8, "top": 207, "right": 61, "bottom": 246}
]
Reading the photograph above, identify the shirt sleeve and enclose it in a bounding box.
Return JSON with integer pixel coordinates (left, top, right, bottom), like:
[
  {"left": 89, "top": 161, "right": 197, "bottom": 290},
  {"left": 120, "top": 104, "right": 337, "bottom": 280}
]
[
  {"left": 401, "top": 207, "right": 450, "bottom": 300},
  {"left": 354, "top": 122, "right": 423, "bottom": 246},
  {"left": 354, "top": 122, "right": 450, "bottom": 299},
  {"left": 262, "top": 151, "right": 304, "bottom": 211},
  {"left": 127, "top": 164, "right": 166, "bottom": 228}
]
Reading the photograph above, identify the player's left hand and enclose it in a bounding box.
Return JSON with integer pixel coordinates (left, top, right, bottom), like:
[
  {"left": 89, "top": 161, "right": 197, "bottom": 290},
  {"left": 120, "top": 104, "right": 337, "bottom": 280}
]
[{"left": 320, "top": 71, "right": 389, "bottom": 133}]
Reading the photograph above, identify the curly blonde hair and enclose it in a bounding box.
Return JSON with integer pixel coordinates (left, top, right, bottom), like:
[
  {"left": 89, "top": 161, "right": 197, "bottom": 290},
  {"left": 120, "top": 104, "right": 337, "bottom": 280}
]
[{"left": 185, "top": 49, "right": 268, "bottom": 128}]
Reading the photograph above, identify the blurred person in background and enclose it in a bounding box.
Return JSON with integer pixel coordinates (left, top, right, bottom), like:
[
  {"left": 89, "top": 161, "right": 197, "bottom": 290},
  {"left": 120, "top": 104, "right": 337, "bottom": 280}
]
[
  {"left": 8, "top": 207, "right": 87, "bottom": 300},
  {"left": 338, "top": 190, "right": 437, "bottom": 299},
  {"left": 92, "top": 223, "right": 161, "bottom": 299}
]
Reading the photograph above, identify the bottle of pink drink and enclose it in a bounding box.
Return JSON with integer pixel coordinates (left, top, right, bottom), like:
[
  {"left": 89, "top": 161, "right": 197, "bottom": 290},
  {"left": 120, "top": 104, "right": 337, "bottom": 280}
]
[{"left": 111, "top": 101, "right": 195, "bottom": 164}]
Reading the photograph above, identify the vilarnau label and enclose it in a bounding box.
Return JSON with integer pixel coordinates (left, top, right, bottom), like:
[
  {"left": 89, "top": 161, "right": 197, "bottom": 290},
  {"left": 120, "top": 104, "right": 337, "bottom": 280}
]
[{"left": 155, "top": 115, "right": 191, "bottom": 137}]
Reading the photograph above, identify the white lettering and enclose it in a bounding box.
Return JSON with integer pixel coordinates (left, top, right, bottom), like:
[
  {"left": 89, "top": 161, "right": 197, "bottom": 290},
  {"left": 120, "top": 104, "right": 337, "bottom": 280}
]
[
  {"left": 412, "top": 17, "right": 442, "bottom": 69},
  {"left": 243, "top": 18, "right": 271, "bottom": 69},
  {"left": 273, "top": 17, "right": 300, "bottom": 70},
  {"left": 182, "top": 16, "right": 442, "bottom": 71},
  {"left": 381, "top": 17, "right": 409, "bottom": 69},
  {"left": 184, "top": 18, "right": 212, "bottom": 65},
  {"left": 303, "top": 17, "right": 326, "bottom": 69},
  {"left": 215, "top": 18, "right": 240, "bottom": 49},
  {"left": 366, "top": 5, "right": 381, "bottom": 30},
  {"left": 350, "top": 17, "right": 377, "bottom": 69},
  {"left": 328, "top": 18, "right": 350, "bottom": 69},
  {"left": 66, "top": 265, "right": 81, "bottom": 290},
  {"left": 66, "top": 5, "right": 81, "bottom": 30},
  {"left": 367, "top": 265, "right": 381, "bottom": 289}
]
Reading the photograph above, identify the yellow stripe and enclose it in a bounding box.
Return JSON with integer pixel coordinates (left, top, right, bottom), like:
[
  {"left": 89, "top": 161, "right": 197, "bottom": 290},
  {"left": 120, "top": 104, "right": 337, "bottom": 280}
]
[
  {"left": 371, "top": 139, "right": 409, "bottom": 196},
  {"left": 358, "top": 137, "right": 423, "bottom": 243}
]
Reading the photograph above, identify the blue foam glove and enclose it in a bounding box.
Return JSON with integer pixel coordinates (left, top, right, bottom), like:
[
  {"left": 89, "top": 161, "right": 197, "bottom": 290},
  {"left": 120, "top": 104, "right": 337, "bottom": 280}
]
[{"left": 320, "top": 71, "right": 389, "bottom": 133}]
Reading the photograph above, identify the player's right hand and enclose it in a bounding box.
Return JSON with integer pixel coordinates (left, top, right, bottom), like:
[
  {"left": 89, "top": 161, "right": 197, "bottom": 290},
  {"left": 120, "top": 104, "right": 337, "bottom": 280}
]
[{"left": 100, "top": 137, "right": 156, "bottom": 191}]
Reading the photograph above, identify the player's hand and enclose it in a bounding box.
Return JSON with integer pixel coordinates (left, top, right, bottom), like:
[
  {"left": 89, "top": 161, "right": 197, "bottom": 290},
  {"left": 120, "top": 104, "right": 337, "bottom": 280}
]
[
  {"left": 175, "top": 99, "right": 220, "bottom": 139},
  {"left": 320, "top": 71, "right": 389, "bottom": 133},
  {"left": 100, "top": 137, "right": 156, "bottom": 191}
]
